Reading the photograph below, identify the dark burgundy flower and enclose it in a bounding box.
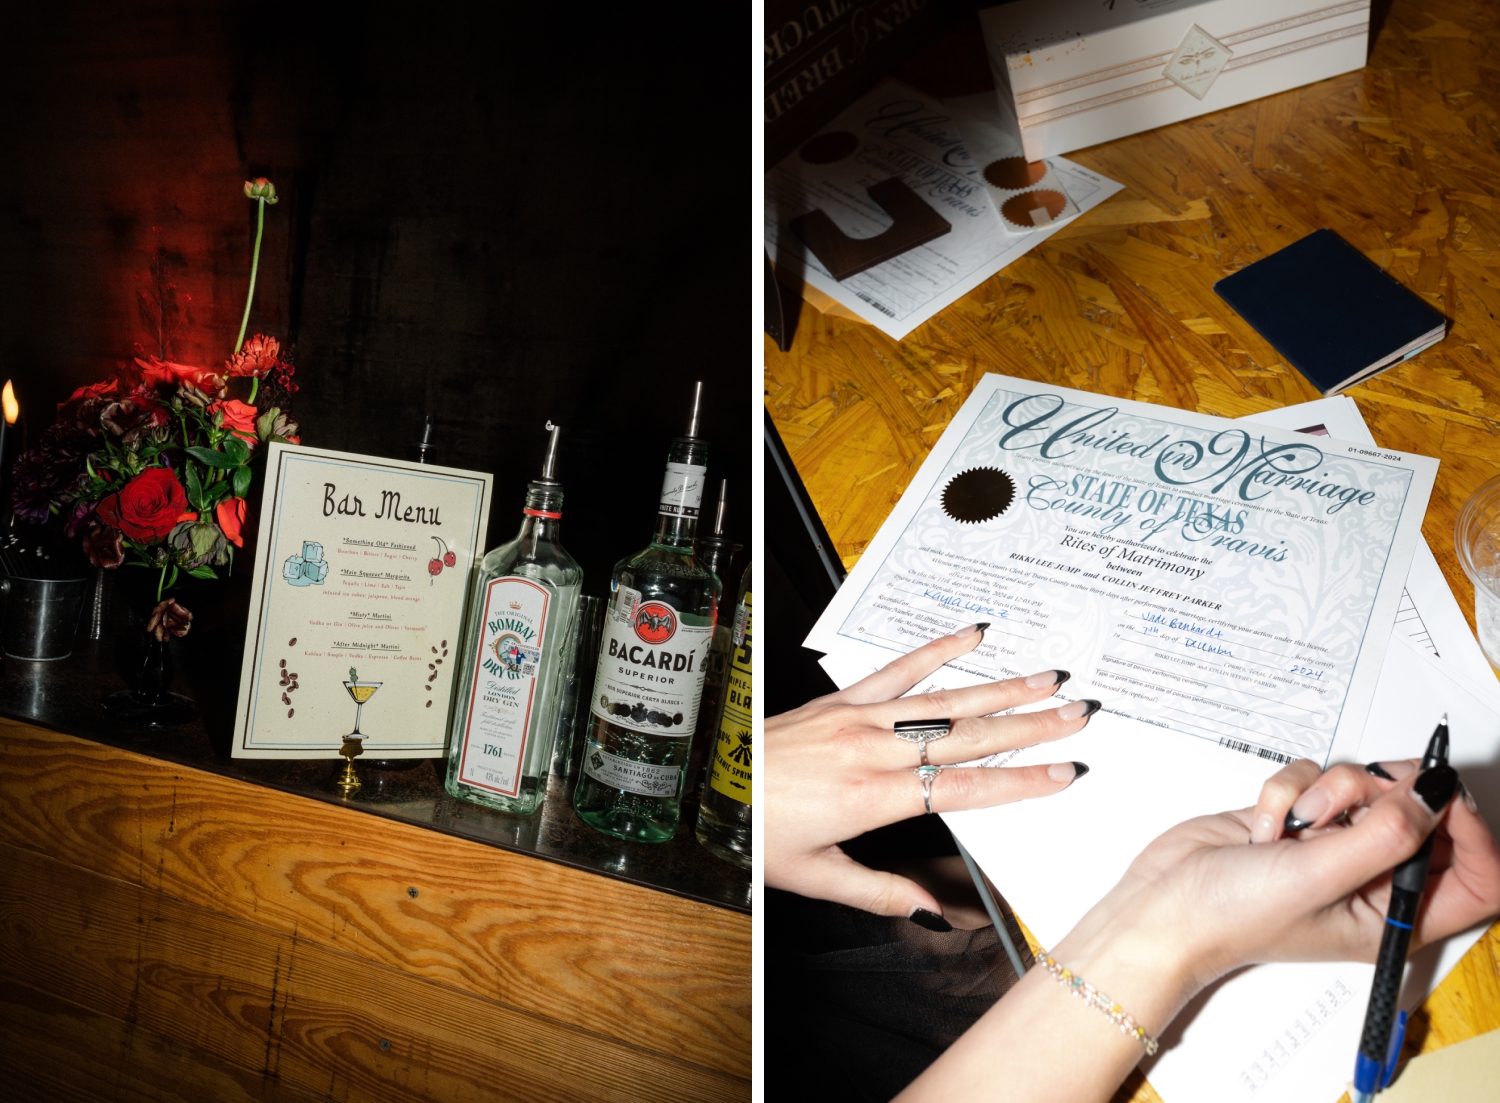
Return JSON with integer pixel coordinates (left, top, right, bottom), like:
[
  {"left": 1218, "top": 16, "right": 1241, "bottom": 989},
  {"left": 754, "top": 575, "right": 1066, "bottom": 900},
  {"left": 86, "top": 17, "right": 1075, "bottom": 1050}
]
[
  {"left": 9, "top": 444, "right": 87, "bottom": 524},
  {"left": 64, "top": 498, "right": 99, "bottom": 538},
  {"left": 82, "top": 525, "right": 125, "bottom": 569},
  {"left": 146, "top": 598, "right": 192, "bottom": 642}
]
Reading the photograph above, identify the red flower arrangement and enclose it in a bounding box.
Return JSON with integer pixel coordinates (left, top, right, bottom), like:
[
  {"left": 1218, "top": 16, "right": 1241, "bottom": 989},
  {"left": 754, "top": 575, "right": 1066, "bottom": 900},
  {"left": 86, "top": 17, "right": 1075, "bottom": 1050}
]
[{"left": 11, "top": 178, "right": 302, "bottom": 616}]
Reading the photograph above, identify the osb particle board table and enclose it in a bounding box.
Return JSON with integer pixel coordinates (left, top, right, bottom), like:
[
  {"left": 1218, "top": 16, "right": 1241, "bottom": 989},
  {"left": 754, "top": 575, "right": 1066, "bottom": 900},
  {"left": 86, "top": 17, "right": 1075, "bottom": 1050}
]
[{"left": 766, "top": 1, "right": 1500, "bottom": 1100}]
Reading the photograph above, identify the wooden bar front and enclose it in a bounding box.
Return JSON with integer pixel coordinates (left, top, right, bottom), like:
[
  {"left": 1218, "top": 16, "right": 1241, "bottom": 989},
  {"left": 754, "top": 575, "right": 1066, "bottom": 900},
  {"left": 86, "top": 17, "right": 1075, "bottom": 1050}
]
[{"left": 0, "top": 717, "right": 750, "bottom": 1102}]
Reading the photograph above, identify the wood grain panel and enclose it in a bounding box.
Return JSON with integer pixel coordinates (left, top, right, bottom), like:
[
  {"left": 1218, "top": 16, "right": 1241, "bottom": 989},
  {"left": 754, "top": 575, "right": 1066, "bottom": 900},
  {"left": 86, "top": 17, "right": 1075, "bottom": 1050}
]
[
  {"left": 0, "top": 979, "right": 329, "bottom": 1103},
  {"left": 767, "top": 1, "right": 1500, "bottom": 1099},
  {"left": 0, "top": 839, "right": 747, "bottom": 1103},
  {"left": 0, "top": 719, "right": 750, "bottom": 1080}
]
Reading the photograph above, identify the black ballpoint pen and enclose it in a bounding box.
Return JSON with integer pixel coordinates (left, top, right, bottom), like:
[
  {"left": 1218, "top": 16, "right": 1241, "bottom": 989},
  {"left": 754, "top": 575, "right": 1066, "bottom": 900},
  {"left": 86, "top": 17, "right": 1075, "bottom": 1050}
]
[{"left": 1350, "top": 717, "right": 1451, "bottom": 1102}]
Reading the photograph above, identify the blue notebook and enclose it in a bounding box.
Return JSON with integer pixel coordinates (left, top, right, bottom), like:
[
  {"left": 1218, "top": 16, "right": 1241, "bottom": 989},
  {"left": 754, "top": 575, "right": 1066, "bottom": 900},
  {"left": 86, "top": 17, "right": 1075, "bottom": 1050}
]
[{"left": 1213, "top": 229, "right": 1446, "bottom": 396}]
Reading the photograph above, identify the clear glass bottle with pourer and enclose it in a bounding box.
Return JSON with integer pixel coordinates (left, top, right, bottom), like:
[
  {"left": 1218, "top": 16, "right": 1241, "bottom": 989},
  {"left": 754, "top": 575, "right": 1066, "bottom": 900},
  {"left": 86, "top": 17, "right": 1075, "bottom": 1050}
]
[
  {"left": 445, "top": 422, "right": 583, "bottom": 815},
  {"left": 573, "top": 383, "right": 721, "bottom": 843},
  {"left": 697, "top": 564, "right": 751, "bottom": 868},
  {"left": 684, "top": 479, "right": 740, "bottom": 804}
]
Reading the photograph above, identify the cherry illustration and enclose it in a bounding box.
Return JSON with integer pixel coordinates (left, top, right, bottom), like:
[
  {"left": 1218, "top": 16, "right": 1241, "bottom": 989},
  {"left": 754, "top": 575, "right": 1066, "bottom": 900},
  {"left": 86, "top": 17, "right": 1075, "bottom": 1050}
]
[
  {"left": 429, "top": 536, "right": 455, "bottom": 585},
  {"left": 443, "top": 550, "right": 456, "bottom": 567},
  {"left": 428, "top": 558, "right": 443, "bottom": 577}
]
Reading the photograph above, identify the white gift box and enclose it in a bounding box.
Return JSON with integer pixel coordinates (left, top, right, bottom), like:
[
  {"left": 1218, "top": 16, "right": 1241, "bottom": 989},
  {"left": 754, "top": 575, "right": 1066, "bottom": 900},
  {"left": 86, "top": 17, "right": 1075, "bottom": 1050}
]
[{"left": 979, "top": 0, "right": 1370, "bottom": 161}]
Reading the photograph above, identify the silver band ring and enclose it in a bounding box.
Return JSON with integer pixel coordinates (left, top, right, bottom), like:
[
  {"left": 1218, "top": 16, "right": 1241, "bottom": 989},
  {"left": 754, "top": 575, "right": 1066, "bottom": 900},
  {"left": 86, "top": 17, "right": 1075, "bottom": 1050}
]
[
  {"left": 915, "top": 764, "right": 943, "bottom": 814},
  {"left": 895, "top": 718, "right": 953, "bottom": 768}
]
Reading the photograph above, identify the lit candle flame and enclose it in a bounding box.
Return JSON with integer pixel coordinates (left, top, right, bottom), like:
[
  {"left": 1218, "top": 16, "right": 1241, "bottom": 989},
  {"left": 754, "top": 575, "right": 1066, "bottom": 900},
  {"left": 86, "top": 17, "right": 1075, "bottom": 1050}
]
[{"left": 1, "top": 381, "right": 15, "bottom": 424}]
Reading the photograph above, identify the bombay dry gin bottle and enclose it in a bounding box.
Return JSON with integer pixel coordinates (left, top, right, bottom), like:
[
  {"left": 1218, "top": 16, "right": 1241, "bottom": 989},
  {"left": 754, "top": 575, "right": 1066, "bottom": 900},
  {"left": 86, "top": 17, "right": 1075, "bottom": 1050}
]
[
  {"left": 445, "top": 422, "right": 583, "bottom": 815},
  {"left": 573, "top": 383, "right": 721, "bottom": 843},
  {"left": 697, "top": 565, "right": 751, "bottom": 868}
]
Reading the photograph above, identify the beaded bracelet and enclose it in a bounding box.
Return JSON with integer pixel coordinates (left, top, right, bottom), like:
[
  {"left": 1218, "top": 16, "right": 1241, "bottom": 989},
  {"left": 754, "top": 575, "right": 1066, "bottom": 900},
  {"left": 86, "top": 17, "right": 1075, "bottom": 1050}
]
[{"left": 1033, "top": 948, "right": 1161, "bottom": 1056}]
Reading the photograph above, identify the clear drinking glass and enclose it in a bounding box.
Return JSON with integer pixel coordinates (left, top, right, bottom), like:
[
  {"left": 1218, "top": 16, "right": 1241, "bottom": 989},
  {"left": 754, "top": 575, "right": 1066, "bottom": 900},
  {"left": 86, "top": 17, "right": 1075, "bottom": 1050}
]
[{"left": 1454, "top": 475, "right": 1500, "bottom": 670}]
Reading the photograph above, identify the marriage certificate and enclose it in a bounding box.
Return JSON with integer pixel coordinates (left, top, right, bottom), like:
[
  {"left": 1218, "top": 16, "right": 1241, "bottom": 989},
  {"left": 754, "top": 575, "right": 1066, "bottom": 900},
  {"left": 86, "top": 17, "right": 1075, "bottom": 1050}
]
[
  {"left": 232, "top": 443, "right": 492, "bottom": 759},
  {"left": 806, "top": 375, "right": 1438, "bottom": 768}
]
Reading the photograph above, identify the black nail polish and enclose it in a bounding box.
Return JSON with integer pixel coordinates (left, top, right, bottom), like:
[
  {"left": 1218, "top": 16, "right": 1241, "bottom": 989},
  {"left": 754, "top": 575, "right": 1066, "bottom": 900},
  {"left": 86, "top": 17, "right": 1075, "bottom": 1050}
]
[
  {"left": 1283, "top": 809, "right": 1314, "bottom": 832},
  {"left": 972, "top": 622, "right": 991, "bottom": 635},
  {"left": 1081, "top": 699, "right": 1103, "bottom": 717},
  {"left": 909, "top": 908, "right": 952, "bottom": 932},
  {"left": 1053, "top": 669, "right": 1072, "bottom": 688},
  {"left": 1072, "top": 761, "right": 1090, "bottom": 779},
  {"left": 1365, "top": 762, "right": 1397, "bottom": 781},
  {"left": 1413, "top": 765, "right": 1459, "bottom": 814}
]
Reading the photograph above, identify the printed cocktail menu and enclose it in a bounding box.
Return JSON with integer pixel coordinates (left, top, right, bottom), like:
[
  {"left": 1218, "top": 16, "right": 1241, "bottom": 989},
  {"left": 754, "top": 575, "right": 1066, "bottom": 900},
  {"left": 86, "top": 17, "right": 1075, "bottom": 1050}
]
[{"left": 232, "top": 443, "right": 492, "bottom": 758}]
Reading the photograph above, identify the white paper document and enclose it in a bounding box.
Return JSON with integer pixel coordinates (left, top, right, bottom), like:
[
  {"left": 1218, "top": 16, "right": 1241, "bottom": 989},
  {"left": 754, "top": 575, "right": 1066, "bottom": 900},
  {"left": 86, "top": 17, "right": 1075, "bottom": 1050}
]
[
  {"left": 806, "top": 374, "right": 1439, "bottom": 768},
  {"left": 808, "top": 383, "right": 1499, "bottom": 1103},
  {"left": 764, "top": 81, "right": 1122, "bottom": 341}
]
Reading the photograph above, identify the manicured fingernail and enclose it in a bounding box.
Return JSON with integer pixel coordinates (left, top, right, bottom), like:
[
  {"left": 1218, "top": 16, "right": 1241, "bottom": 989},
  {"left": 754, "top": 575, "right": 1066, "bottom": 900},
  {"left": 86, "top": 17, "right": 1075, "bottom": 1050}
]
[
  {"left": 909, "top": 907, "right": 952, "bottom": 932},
  {"left": 1284, "top": 788, "right": 1331, "bottom": 832},
  {"left": 955, "top": 622, "right": 990, "bottom": 638},
  {"left": 1462, "top": 781, "right": 1479, "bottom": 814},
  {"left": 1412, "top": 765, "right": 1459, "bottom": 814},
  {"left": 1025, "top": 668, "right": 1069, "bottom": 689},
  {"left": 1250, "top": 812, "right": 1276, "bottom": 844},
  {"left": 1047, "top": 761, "right": 1088, "bottom": 783},
  {"left": 1056, "top": 698, "right": 1103, "bottom": 721},
  {"left": 1366, "top": 760, "right": 1414, "bottom": 781}
]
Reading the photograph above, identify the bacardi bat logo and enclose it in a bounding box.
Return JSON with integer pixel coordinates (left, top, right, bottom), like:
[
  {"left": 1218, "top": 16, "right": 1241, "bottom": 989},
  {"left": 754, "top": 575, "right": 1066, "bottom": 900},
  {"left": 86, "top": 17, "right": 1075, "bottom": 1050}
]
[{"left": 633, "top": 601, "right": 677, "bottom": 645}]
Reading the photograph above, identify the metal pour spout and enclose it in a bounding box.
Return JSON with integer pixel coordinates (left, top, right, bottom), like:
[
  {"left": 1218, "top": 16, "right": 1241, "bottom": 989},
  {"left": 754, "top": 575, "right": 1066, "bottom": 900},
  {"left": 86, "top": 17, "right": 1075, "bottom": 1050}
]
[
  {"left": 712, "top": 479, "right": 729, "bottom": 536},
  {"left": 540, "top": 420, "right": 562, "bottom": 483},
  {"left": 684, "top": 381, "right": 704, "bottom": 439}
]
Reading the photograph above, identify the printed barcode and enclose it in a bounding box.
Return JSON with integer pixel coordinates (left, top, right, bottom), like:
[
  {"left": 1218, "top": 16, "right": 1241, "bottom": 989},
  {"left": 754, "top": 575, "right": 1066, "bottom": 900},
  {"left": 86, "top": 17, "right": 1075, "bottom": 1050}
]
[
  {"left": 1219, "top": 738, "right": 1292, "bottom": 765},
  {"left": 853, "top": 291, "right": 896, "bottom": 317}
]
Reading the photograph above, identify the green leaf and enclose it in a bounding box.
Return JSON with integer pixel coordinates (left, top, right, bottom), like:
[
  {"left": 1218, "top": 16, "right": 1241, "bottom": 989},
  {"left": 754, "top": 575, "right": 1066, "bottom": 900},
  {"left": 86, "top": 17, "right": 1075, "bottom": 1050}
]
[
  {"left": 186, "top": 463, "right": 205, "bottom": 512},
  {"left": 186, "top": 565, "right": 218, "bottom": 580},
  {"left": 185, "top": 446, "right": 239, "bottom": 469},
  {"left": 165, "top": 565, "right": 179, "bottom": 592},
  {"left": 222, "top": 436, "right": 250, "bottom": 466},
  {"left": 255, "top": 406, "right": 281, "bottom": 442},
  {"left": 232, "top": 464, "right": 252, "bottom": 499}
]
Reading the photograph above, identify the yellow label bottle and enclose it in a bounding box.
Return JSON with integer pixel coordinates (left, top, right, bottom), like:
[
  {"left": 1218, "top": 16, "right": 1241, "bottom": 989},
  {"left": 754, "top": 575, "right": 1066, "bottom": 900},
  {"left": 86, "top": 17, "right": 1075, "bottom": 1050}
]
[{"left": 697, "top": 567, "right": 750, "bottom": 867}]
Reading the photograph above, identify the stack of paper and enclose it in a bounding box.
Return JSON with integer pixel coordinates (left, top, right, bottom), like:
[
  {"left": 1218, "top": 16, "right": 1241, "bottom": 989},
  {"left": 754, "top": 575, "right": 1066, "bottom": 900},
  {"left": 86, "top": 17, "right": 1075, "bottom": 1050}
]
[
  {"left": 765, "top": 81, "right": 1122, "bottom": 341},
  {"left": 806, "top": 377, "right": 1500, "bottom": 1103}
]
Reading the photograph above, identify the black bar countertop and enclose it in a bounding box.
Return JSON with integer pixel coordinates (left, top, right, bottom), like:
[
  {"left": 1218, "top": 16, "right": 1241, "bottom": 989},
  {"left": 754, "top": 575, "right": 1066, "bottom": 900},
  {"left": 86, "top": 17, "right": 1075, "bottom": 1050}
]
[{"left": 0, "top": 622, "right": 751, "bottom": 914}]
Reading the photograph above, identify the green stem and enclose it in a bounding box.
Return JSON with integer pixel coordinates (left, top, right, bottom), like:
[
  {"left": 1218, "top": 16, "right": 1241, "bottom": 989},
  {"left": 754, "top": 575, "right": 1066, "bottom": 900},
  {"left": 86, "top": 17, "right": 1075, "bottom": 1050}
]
[
  {"left": 234, "top": 198, "right": 266, "bottom": 355},
  {"left": 157, "top": 564, "right": 167, "bottom": 603},
  {"left": 248, "top": 375, "right": 260, "bottom": 404}
]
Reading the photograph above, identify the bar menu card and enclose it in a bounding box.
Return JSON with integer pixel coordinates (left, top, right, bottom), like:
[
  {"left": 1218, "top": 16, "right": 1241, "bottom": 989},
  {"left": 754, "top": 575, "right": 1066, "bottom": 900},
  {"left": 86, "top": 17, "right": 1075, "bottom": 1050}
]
[{"left": 232, "top": 444, "right": 493, "bottom": 758}]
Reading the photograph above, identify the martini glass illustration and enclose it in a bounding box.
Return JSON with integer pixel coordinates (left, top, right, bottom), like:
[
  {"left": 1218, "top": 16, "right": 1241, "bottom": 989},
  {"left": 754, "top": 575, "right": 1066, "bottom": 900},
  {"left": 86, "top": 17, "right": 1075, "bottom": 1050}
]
[{"left": 341, "top": 667, "right": 382, "bottom": 738}]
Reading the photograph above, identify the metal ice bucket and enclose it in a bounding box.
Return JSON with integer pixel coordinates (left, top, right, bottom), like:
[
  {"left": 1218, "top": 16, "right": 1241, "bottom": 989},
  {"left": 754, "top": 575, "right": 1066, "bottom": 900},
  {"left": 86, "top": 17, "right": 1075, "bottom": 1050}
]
[{"left": 0, "top": 576, "right": 89, "bottom": 661}]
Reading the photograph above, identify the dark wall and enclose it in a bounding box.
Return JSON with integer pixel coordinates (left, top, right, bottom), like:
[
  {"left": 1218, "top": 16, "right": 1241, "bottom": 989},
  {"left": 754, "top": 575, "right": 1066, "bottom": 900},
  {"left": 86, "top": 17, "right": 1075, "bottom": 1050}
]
[{"left": 0, "top": 1, "right": 750, "bottom": 593}]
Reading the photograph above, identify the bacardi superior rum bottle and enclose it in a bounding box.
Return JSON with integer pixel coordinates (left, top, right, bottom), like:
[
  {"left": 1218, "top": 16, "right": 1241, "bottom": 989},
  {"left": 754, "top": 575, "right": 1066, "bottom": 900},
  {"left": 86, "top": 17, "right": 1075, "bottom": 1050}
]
[
  {"left": 573, "top": 383, "right": 721, "bottom": 843},
  {"left": 445, "top": 422, "right": 583, "bottom": 815}
]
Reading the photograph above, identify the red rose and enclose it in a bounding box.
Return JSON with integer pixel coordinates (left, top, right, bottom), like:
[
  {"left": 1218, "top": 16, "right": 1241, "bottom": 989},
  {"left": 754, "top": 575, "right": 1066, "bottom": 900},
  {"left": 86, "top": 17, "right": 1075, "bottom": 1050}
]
[
  {"left": 210, "top": 399, "right": 259, "bottom": 445},
  {"left": 216, "top": 496, "right": 248, "bottom": 547},
  {"left": 136, "top": 357, "right": 225, "bottom": 394},
  {"left": 65, "top": 380, "right": 120, "bottom": 405},
  {"left": 95, "top": 467, "right": 190, "bottom": 543}
]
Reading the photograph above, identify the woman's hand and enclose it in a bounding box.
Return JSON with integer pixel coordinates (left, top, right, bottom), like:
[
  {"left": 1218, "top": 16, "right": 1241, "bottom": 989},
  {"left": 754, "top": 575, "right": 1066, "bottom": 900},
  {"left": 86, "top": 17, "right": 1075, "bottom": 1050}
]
[
  {"left": 1055, "top": 759, "right": 1500, "bottom": 1014},
  {"left": 899, "top": 762, "right": 1500, "bottom": 1103},
  {"left": 765, "top": 623, "right": 1100, "bottom": 921}
]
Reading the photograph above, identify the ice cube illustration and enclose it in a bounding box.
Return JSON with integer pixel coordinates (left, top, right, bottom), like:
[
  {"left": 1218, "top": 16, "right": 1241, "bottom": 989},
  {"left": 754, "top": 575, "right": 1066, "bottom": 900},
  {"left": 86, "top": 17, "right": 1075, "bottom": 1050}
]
[
  {"left": 302, "top": 541, "right": 323, "bottom": 562},
  {"left": 282, "top": 555, "right": 306, "bottom": 581},
  {"left": 302, "top": 558, "right": 329, "bottom": 583}
]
